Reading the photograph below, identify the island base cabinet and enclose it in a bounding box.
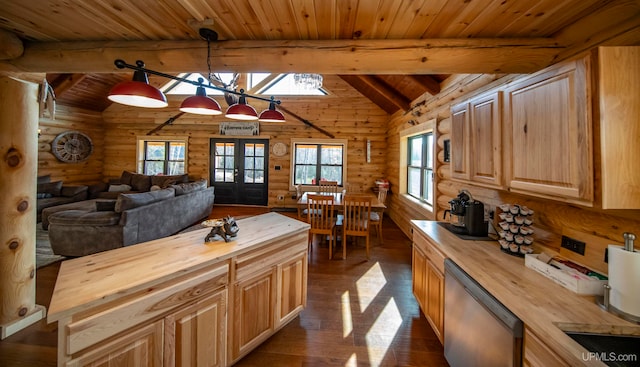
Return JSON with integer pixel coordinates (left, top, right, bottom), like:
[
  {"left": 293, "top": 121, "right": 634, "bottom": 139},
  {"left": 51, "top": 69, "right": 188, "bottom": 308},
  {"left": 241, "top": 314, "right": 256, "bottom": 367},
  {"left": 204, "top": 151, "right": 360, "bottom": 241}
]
[
  {"left": 65, "top": 321, "right": 164, "bottom": 367},
  {"left": 165, "top": 289, "right": 227, "bottom": 367},
  {"left": 276, "top": 252, "right": 308, "bottom": 327},
  {"left": 523, "top": 327, "right": 569, "bottom": 367}
]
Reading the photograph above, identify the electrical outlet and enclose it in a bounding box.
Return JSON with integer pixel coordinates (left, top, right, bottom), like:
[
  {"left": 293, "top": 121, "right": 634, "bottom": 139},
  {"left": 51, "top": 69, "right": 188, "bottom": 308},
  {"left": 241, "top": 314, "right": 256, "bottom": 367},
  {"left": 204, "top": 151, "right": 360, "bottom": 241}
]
[
  {"left": 561, "top": 235, "right": 586, "bottom": 255},
  {"left": 277, "top": 194, "right": 284, "bottom": 201}
]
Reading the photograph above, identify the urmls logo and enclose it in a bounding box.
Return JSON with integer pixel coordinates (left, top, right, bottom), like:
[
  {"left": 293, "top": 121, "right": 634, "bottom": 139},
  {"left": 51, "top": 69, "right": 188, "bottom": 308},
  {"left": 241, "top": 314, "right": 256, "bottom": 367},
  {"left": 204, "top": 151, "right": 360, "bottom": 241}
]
[{"left": 582, "top": 352, "right": 639, "bottom": 364}]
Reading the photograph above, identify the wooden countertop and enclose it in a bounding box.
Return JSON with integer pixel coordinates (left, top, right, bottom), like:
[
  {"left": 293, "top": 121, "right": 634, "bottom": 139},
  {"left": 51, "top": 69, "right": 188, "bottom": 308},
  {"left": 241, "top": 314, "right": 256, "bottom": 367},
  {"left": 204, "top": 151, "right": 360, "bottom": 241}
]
[
  {"left": 411, "top": 220, "right": 640, "bottom": 367},
  {"left": 48, "top": 213, "right": 309, "bottom": 323}
]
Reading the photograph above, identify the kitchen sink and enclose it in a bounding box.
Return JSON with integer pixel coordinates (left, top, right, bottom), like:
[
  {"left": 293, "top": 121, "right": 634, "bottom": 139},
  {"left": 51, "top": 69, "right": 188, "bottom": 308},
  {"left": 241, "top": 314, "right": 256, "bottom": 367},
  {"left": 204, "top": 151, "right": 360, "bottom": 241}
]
[{"left": 557, "top": 325, "right": 640, "bottom": 366}]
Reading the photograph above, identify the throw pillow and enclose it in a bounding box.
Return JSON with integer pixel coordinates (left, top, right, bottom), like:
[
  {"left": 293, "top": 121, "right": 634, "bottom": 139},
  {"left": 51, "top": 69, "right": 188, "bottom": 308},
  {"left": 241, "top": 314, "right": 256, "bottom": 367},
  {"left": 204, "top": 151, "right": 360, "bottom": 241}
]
[
  {"left": 150, "top": 185, "right": 162, "bottom": 191},
  {"left": 95, "top": 200, "right": 117, "bottom": 211},
  {"left": 37, "top": 180, "right": 63, "bottom": 196},
  {"left": 130, "top": 173, "right": 152, "bottom": 192},
  {"left": 115, "top": 187, "right": 175, "bottom": 213},
  {"left": 119, "top": 170, "right": 134, "bottom": 186},
  {"left": 108, "top": 184, "right": 132, "bottom": 192},
  {"left": 171, "top": 179, "right": 207, "bottom": 196},
  {"left": 37, "top": 174, "right": 51, "bottom": 184},
  {"left": 151, "top": 174, "right": 189, "bottom": 187}
]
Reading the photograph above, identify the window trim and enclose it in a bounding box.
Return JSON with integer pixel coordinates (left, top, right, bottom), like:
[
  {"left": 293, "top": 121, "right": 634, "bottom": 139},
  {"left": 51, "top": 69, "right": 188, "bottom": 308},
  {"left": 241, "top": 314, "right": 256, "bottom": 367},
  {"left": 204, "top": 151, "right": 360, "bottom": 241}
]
[
  {"left": 399, "top": 120, "right": 436, "bottom": 212},
  {"left": 136, "top": 136, "right": 189, "bottom": 175},
  {"left": 289, "top": 138, "right": 348, "bottom": 191}
]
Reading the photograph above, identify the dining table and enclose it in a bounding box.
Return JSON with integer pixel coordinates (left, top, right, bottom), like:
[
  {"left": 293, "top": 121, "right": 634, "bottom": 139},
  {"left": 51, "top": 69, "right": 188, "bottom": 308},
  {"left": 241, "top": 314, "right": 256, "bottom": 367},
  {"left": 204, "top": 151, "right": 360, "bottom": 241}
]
[{"left": 296, "top": 191, "right": 387, "bottom": 211}]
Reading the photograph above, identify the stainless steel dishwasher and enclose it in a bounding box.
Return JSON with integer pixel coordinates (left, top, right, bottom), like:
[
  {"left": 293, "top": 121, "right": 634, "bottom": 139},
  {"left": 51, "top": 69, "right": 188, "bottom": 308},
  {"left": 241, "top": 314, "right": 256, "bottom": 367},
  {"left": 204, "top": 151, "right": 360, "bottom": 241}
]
[{"left": 444, "top": 259, "right": 523, "bottom": 367}]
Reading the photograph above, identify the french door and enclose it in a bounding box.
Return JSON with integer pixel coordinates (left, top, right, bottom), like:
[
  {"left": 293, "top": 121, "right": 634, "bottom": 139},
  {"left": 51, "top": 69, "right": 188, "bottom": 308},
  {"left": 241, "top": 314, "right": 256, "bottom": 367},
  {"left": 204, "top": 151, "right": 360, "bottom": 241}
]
[{"left": 210, "top": 138, "right": 269, "bottom": 205}]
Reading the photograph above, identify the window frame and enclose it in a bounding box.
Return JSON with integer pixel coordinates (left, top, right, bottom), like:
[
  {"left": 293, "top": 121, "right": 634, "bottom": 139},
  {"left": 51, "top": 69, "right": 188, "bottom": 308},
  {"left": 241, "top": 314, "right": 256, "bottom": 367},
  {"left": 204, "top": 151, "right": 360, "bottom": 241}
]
[
  {"left": 399, "top": 120, "right": 436, "bottom": 212},
  {"left": 136, "top": 136, "right": 188, "bottom": 175},
  {"left": 289, "top": 138, "right": 348, "bottom": 190}
]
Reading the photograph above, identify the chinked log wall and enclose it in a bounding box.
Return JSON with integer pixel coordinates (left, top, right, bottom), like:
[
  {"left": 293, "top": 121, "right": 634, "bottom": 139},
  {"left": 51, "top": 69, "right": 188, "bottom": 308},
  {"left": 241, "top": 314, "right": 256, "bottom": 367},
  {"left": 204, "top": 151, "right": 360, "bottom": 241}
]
[
  {"left": 99, "top": 75, "right": 388, "bottom": 208},
  {"left": 385, "top": 72, "right": 640, "bottom": 263}
]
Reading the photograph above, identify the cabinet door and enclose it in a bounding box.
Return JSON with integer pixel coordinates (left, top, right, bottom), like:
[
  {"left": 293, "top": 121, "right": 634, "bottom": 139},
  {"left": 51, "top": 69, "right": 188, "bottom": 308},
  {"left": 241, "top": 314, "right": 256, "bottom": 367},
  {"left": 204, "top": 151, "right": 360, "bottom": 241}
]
[
  {"left": 165, "top": 289, "right": 227, "bottom": 367},
  {"left": 504, "top": 57, "right": 593, "bottom": 204},
  {"left": 231, "top": 267, "right": 277, "bottom": 361},
  {"left": 66, "top": 321, "right": 163, "bottom": 367},
  {"left": 450, "top": 102, "right": 470, "bottom": 180},
  {"left": 523, "top": 327, "right": 569, "bottom": 367},
  {"left": 469, "top": 91, "right": 502, "bottom": 187},
  {"left": 426, "top": 261, "right": 444, "bottom": 344},
  {"left": 276, "top": 251, "right": 307, "bottom": 327},
  {"left": 412, "top": 244, "right": 428, "bottom": 313}
]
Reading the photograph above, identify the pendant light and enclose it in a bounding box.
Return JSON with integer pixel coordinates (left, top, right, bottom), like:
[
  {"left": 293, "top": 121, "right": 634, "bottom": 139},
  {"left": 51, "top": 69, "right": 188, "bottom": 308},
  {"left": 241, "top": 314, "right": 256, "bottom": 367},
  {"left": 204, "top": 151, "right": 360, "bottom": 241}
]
[
  {"left": 225, "top": 90, "right": 258, "bottom": 120},
  {"left": 179, "top": 78, "right": 222, "bottom": 115},
  {"left": 258, "top": 96, "right": 286, "bottom": 122},
  {"left": 108, "top": 60, "right": 168, "bottom": 108}
]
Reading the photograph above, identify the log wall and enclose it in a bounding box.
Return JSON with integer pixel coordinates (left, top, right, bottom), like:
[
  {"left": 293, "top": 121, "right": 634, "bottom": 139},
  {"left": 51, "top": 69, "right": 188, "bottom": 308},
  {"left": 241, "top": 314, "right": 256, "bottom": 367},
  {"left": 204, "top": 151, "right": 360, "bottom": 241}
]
[
  {"left": 101, "top": 75, "right": 388, "bottom": 208},
  {"left": 386, "top": 73, "right": 640, "bottom": 273},
  {"left": 38, "top": 105, "right": 104, "bottom": 184}
]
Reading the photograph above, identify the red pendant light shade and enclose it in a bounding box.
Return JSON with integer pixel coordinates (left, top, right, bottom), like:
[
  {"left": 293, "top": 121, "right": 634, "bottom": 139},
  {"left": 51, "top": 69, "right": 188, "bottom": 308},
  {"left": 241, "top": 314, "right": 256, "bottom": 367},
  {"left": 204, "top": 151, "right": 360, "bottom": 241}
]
[
  {"left": 225, "top": 91, "right": 258, "bottom": 120},
  {"left": 258, "top": 97, "right": 286, "bottom": 122},
  {"left": 108, "top": 61, "right": 168, "bottom": 108},
  {"left": 179, "top": 85, "right": 222, "bottom": 115}
]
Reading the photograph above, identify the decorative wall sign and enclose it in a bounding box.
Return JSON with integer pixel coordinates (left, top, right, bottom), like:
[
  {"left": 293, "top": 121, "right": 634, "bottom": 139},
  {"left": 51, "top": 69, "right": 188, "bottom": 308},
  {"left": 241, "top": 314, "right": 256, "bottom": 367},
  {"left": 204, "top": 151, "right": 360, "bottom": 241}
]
[{"left": 219, "top": 121, "right": 259, "bottom": 136}]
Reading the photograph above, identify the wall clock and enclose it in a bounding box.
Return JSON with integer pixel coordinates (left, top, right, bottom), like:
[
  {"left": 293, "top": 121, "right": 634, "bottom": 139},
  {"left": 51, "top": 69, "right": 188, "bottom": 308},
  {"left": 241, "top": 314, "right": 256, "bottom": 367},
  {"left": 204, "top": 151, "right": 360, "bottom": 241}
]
[
  {"left": 272, "top": 142, "right": 287, "bottom": 157},
  {"left": 52, "top": 131, "right": 93, "bottom": 163}
]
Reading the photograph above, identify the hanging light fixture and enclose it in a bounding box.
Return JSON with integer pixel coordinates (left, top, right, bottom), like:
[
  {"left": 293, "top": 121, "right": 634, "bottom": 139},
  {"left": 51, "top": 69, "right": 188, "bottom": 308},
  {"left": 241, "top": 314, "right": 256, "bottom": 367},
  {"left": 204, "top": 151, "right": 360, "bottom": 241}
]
[
  {"left": 108, "top": 60, "right": 168, "bottom": 108},
  {"left": 225, "top": 90, "right": 258, "bottom": 120},
  {"left": 258, "top": 96, "right": 286, "bottom": 122},
  {"left": 179, "top": 78, "right": 222, "bottom": 115},
  {"left": 293, "top": 73, "right": 323, "bottom": 90}
]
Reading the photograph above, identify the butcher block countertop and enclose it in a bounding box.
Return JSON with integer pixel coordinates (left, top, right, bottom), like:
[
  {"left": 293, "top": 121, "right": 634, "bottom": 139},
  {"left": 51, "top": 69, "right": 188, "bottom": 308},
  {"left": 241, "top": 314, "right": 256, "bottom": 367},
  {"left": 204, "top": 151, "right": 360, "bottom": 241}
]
[
  {"left": 48, "top": 213, "right": 309, "bottom": 323},
  {"left": 411, "top": 220, "right": 640, "bottom": 367}
]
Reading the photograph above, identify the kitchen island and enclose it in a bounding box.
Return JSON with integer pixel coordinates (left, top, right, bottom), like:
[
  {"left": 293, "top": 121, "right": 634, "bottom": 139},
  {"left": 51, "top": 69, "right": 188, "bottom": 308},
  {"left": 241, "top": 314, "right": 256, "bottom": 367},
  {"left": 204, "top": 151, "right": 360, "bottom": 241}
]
[
  {"left": 411, "top": 220, "right": 640, "bottom": 367},
  {"left": 47, "top": 212, "right": 310, "bottom": 366}
]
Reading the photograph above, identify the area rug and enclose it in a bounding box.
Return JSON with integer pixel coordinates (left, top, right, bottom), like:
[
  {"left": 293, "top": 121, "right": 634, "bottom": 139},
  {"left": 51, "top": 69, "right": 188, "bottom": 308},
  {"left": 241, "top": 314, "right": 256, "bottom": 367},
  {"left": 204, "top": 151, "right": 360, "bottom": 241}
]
[{"left": 36, "top": 225, "right": 65, "bottom": 269}]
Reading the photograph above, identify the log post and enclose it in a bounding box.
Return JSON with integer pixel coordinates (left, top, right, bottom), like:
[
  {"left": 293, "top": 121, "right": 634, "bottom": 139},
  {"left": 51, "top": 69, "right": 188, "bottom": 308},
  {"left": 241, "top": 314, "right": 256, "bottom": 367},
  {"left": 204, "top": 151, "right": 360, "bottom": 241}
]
[{"left": 0, "top": 76, "right": 45, "bottom": 339}]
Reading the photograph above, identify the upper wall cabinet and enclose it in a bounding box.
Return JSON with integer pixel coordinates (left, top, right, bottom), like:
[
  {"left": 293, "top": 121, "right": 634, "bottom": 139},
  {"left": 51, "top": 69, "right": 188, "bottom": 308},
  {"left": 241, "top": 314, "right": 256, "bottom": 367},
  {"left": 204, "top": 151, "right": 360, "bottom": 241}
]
[
  {"left": 503, "top": 56, "right": 593, "bottom": 205},
  {"left": 450, "top": 91, "right": 503, "bottom": 188},
  {"left": 597, "top": 47, "right": 640, "bottom": 209}
]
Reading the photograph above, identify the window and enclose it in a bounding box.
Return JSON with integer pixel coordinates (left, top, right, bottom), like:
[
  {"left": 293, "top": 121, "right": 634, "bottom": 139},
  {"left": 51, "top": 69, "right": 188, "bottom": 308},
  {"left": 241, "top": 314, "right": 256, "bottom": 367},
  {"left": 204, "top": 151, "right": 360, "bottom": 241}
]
[
  {"left": 137, "top": 137, "right": 187, "bottom": 175},
  {"left": 291, "top": 139, "right": 347, "bottom": 187},
  {"left": 399, "top": 120, "right": 435, "bottom": 211},
  {"left": 407, "top": 133, "right": 434, "bottom": 204}
]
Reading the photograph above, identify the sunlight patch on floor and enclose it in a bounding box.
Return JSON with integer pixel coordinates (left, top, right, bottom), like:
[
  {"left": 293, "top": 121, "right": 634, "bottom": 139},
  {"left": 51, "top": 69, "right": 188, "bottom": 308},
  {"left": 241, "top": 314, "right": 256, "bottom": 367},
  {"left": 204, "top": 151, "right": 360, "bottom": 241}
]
[
  {"left": 355, "top": 262, "right": 387, "bottom": 313},
  {"left": 341, "top": 290, "right": 353, "bottom": 338},
  {"left": 365, "top": 298, "right": 402, "bottom": 366}
]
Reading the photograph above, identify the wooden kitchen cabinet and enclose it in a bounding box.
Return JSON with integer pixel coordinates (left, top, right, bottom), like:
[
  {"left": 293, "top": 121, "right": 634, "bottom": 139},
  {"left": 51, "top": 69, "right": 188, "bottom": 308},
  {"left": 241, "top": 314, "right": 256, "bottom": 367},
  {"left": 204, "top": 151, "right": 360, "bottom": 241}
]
[
  {"left": 450, "top": 90, "right": 503, "bottom": 187},
  {"left": 411, "top": 227, "right": 446, "bottom": 344},
  {"left": 503, "top": 55, "right": 593, "bottom": 205},
  {"left": 523, "top": 327, "right": 569, "bottom": 367},
  {"left": 276, "top": 252, "right": 308, "bottom": 327},
  {"left": 65, "top": 321, "right": 164, "bottom": 367},
  {"left": 596, "top": 47, "right": 640, "bottom": 209},
  {"left": 165, "top": 288, "right": 227, "bottom": 367}
]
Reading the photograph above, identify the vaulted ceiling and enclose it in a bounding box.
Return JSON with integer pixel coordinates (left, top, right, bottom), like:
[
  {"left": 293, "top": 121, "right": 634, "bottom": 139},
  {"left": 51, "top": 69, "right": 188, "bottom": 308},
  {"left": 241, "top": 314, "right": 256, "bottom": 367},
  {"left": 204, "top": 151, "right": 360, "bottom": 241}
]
[{"left": 1, "top": 0, "right": 639, "bottom": 114}]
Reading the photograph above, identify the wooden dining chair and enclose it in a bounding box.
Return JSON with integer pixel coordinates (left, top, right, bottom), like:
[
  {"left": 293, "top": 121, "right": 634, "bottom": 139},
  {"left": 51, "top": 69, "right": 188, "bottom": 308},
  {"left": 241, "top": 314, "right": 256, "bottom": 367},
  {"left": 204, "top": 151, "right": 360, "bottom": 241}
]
[
  {"left": 307, "top": 194, "right": 337, "bottom": 259},
  {"left": 295, "top": 184, "right": 307, "bottom": 221},
  {"left": 370, "top": 187, "right": 388, "bottom": 244},
  {"left": 318, "top": 180, "right": 339, "bottom": 194},
  {"left": 341, "top": 194, "right": 372, "bottom": 260}
]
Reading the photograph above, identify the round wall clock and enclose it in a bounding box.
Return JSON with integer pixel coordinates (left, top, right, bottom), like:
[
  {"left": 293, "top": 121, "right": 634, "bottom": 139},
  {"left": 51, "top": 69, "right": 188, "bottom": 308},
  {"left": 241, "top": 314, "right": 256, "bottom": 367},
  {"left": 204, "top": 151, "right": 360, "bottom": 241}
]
[
  {"left": 52, "top": 131, "right": 94, "bottom": 163},
  {"left": 272, "top": 142, "right": 287, "bottom": 157}
]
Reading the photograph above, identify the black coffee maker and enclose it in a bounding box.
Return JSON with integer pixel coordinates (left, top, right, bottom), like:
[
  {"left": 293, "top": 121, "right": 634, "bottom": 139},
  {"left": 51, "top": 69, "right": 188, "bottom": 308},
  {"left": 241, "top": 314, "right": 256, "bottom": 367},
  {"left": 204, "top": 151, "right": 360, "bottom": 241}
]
[{"left": 443, "top": 190, "right": 488, "bottom": 237}]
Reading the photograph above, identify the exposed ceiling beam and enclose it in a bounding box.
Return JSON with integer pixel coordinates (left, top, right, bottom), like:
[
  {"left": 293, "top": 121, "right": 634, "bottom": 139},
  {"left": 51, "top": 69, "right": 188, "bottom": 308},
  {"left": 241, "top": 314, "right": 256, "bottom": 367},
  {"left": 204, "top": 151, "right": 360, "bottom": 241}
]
[
  {"left": 408, "top": 75, "right": 441, "bottom": 95},
  {"left": 49, "top": 73, "right": 87, "bottom": 98},
  {"left": 0, "top": 38, "right": 563, "bottom": 75},
  {"left": 0, "top": 30, "right": 23, "bottom": 60},
  {"left": 357, "top": 75, "right": 411, "bottom": 111}
]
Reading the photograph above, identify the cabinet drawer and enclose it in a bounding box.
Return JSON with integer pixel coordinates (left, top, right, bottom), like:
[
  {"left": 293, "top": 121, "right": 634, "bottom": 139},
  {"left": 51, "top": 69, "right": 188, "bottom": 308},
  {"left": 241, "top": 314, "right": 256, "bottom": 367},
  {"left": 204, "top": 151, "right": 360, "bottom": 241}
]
[
  {"left": 413, "top": 231, "right": 446, "bottom": 274},
  {"left": 235, "top": 232, "right": 307, "bottom": 280},
  {"left": 66, "top": 263, "right": 228, "bottom": 355}
]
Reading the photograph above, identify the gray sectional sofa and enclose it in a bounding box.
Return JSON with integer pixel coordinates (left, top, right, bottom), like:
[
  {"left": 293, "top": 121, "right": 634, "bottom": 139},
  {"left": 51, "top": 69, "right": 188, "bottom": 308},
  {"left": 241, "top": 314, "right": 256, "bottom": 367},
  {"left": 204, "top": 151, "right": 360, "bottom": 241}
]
[
  {"left": 47, "top": 181, "right": 214, "bottom": 257},
  {"left": 36, "top": 175, "right": 88, "bottom": 222}
]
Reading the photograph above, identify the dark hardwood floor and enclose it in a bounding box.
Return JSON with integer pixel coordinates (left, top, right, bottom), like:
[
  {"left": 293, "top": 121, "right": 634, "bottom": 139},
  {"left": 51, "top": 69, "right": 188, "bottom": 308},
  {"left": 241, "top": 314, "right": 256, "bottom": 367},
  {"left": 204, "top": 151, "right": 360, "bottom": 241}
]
[{"left": 0, "top": 206, "right": 447, "bottom": 367}]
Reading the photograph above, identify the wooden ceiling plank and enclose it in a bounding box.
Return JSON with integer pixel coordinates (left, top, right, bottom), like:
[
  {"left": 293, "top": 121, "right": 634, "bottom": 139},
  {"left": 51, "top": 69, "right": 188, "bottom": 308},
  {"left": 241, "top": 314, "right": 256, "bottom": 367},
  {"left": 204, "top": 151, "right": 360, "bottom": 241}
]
[
  {"left": 49, "top": 73, "right": 88, "bottom": 98},
  {"left": 0, "top": 38, "right": 563, "bottom": 74},
  {"left": 367, "top": 0, "right": 404, "bottom": 38},
  {"left": 409, "top": 75, "right": 441, "bottom": 95},
  {"left": 425, "top": 0, "right": 496, "bottom": 38},
  {"left": 336, "top": 0, "right": 360, "bottom": 39},
  {"left": 289, "top": 0, "right": 320, "bottom": 40}
]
